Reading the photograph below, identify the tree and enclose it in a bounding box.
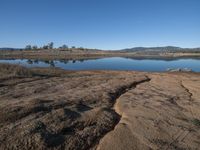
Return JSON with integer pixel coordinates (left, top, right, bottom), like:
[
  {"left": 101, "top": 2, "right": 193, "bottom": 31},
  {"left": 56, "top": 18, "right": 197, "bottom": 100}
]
[
  {"left": 32, "top": 45, "right": 38, "bottom": 50},
  {"left": 79, "top": 47, "right": 84, "bottom": 50},
  {"left": 71, "top": 46, "right": 76, "bottom": 49},
  {"left": 61, "top": 44, "right": 68, "bottom": 49},
  {"left": 25, "top": 45, "right": 32, "bottom": 50},
  {"left": 43, "top": 45, "right": 48, "bottom": 49},
  {"left": 48, "top": 42, "right": 54, "bottom": 49}
]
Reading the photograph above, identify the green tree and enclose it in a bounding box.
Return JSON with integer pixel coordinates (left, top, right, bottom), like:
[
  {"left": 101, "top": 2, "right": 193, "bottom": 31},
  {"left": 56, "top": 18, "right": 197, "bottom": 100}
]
[
  {"left": 79, "top": 47, "right": 84, "bottom": 50},
  {"left": 61, "top": 44, "right": 68, "bottom": 49},
  {"left": 43, "top": 45, "right": 48, "bottom": 49},
  {"left": 25, "top": 45, "right": 32, "bottom": 50},
  {"left": 32, "top": 45, "right": 38, "bottom": 50},
  {"left": 48, "top": 42, "right": 54, "bottom": 49}
]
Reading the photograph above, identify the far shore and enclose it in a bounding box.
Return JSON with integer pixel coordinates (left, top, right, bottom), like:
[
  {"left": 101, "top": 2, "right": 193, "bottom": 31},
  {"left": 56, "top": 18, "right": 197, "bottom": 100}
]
[{"left": 1, "top": 49, "right": 200, "bottom": 61}]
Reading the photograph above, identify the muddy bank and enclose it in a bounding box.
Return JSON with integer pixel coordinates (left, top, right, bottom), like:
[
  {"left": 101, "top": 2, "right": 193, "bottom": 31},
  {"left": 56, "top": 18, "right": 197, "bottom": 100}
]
[{"left": 0, "top": 64, "right": 200, "bottom": 150}]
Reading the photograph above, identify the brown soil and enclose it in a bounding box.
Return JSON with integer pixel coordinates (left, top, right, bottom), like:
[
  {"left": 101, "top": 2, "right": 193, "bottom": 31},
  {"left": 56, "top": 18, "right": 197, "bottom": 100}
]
[{"left": 0, "top": 64, "right": 200, "bottom": 150}]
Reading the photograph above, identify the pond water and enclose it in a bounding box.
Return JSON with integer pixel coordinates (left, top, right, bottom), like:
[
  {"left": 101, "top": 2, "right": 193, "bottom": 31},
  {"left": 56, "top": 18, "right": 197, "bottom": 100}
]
[{"left": 0, "top": 57, "right": 200, "bottom": 72}]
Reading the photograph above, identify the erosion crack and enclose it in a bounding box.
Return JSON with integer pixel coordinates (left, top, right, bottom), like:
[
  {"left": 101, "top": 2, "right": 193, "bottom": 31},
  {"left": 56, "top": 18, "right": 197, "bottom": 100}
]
[
  {"left": 110, "top": 76, "right": 151, "bottom": 107},
  {"left": 179, "top": 80, "right": 195, "bottom": 118},
  {"left": 180, "top": 80, "right": 193, "bottom": 101},
  {"left": 94, "top": 76, "right": 151, "bottom": 149}
]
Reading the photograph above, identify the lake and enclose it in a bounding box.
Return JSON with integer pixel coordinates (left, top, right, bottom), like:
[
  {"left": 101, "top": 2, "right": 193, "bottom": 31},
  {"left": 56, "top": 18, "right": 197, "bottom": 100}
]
[{"left": 0, "top": 57, "right": 200, "bottom": 72}]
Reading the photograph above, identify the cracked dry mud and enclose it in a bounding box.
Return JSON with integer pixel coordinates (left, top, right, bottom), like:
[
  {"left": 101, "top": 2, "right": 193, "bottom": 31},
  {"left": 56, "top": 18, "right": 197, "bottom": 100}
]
[{"left": 0, "top": 64, "right": 200, "bottom": 150}]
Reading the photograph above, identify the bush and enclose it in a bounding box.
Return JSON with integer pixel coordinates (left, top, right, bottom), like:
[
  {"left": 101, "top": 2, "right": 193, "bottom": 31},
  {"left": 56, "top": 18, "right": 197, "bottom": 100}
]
[
  {"left": 192, "top": 119, "right": 200, "bottom": 127},
  {"left": 0, "top": 63, "right": 32, "bottom": 78}
]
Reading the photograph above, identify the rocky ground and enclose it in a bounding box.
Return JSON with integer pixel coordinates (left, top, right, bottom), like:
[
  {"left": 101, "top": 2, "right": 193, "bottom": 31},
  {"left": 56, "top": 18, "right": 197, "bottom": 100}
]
[{"left": 0, "top": 64, "right": 200, "bottom": 150}]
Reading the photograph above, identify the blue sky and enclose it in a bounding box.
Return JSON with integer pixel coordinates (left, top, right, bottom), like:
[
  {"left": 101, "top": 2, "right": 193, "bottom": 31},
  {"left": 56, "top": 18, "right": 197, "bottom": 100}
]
[{"left": 0, "top": 0, "right": 200, "bottom": 49}]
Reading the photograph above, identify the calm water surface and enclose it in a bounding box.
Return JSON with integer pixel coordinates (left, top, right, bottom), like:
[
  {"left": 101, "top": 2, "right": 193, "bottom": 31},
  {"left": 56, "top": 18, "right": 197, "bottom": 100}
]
[{"left": 0, "top": 57, "right": 200, "bottom": 72}]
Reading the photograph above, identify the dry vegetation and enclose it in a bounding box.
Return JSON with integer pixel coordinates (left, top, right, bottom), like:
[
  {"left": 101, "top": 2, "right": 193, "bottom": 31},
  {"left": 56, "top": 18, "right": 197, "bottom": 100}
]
[
  {"left": 0, "top": 64, "right": 200, "bottom": 150},
  {"left": 1, "top": 48, "right": 200, "bottom": 61}
]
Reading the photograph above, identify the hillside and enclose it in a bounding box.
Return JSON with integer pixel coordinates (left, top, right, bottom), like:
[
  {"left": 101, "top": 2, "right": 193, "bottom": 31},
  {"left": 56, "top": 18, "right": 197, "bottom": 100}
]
[{"left": 119, "top": 46, "right": 200, "bottom": 53}]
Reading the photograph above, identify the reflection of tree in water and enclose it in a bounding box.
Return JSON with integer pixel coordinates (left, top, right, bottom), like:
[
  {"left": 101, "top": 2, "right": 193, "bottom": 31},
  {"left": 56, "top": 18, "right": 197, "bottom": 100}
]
[
  {"left": 59, "top": 59, "right": 69, "bottom": 64},
  {"left": 79, "top": 59, "right": 84, "bottom": 62},
  {"left": 41, "top": 60, "right": 55, "bottom": 67},
  {"left": 44, "top": 60, "right": 50, "bottom": 64},
  {"left": 58, "top": 59, "right": 85, "bottom": 64},
  {"left": 57, "top": 59, "right": 86, "bottom": 65},
  {"left": 26, "top": 58, "right": 86, "bottom": 67},
  {"left": 27, "top": 59, "right": 33, "bottom": 64},
  {"left": 27, "top": 59, "right": 41, "bottom": 65},
  {"left": 49, "top": 60, "right": 55, "bottom": 67},
  {"left": 34, "top": 59, "right": 39, "bottom": 64}
]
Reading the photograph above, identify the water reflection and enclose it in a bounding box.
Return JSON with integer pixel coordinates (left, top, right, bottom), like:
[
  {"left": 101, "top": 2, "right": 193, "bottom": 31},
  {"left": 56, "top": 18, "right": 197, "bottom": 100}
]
[
  {"left": 24, "top": 58, "right": 89, "bottom": 68},
  {"left": 0, "top": 57, "right": 200, "bottom": 72},
  {"left": 25, "top": 58, "right": 86, "bottom": 66}
]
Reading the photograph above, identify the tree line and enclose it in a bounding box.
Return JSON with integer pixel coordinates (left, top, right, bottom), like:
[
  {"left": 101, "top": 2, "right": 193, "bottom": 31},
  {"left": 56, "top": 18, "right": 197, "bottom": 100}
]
[{"left": 25, "top": 42, "right": 85, "bottom": 50}]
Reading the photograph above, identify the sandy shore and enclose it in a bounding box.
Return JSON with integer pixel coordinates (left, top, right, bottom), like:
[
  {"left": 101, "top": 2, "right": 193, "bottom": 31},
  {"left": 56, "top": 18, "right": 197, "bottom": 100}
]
[{"left": 0, "top": 64, "right": 200, "bottom": 149}]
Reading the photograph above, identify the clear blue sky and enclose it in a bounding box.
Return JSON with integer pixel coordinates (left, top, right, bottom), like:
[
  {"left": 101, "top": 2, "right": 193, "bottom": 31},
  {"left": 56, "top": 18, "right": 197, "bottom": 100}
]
[{"left": 0, "top": 0, "right": 200, "bottom": 49}]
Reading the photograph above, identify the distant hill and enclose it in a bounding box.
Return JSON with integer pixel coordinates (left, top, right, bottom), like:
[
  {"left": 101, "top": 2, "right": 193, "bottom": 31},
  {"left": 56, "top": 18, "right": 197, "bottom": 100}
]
[
  {"left": 120, "top": 46, "right": 200, "bottom": 53},
  {"left": 0, "top": 48, "right": 22, "bottom": 50}
]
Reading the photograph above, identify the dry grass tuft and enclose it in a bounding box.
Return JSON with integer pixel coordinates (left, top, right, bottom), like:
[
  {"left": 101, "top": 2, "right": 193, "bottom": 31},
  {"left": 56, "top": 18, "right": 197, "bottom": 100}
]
[{"left": 0, "top": 63, "right": 32, "bottom": 79}]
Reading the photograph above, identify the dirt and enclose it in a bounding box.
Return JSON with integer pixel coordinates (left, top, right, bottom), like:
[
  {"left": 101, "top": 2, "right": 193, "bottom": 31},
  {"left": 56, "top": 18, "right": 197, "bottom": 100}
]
[{"left": 0, "top": 64, "right": 200, "bottom": 150}]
